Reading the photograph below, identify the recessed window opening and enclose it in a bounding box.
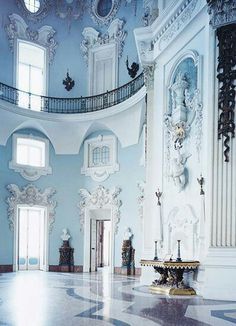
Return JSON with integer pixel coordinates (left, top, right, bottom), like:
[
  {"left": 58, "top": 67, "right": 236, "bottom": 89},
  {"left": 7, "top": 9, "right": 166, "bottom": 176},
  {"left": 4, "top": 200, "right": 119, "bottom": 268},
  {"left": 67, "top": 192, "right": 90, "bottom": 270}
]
[
  {"left": 24, "top": 0, "right": 40, "bottom": 13},
  {"left": 17, "top": 41, "right": 45, "bottom": 111},
  {"left": 16, "top": 137, "right": 46, "bottom": 168}
]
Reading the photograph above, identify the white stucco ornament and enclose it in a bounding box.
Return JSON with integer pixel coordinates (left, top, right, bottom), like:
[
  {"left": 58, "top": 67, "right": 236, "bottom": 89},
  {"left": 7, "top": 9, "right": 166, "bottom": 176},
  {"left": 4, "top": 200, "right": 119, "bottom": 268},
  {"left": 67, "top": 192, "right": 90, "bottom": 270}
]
[
  {"left": 6, "top": 184, "right": 57, "bottom": 232},
  {"left": 170, "top": 150, "right": 191, "bottom": 192},
  {"left": 78, "top": 185, "right": 122, "bottom": 233}
]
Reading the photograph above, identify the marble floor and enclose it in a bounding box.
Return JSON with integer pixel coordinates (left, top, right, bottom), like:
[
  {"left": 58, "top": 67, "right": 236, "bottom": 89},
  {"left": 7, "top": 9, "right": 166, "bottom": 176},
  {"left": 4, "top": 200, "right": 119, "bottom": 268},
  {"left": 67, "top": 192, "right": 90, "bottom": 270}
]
[{"left": 0, "top": 270, "right": 236, "bottom": 326}]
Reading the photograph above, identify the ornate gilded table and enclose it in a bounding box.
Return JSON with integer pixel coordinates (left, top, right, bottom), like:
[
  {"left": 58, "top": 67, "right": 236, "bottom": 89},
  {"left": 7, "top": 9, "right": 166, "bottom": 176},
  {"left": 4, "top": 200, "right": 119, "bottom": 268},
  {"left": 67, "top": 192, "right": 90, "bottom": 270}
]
[{"left": 140, "top": 259, "right": 200, "bottom": 295}]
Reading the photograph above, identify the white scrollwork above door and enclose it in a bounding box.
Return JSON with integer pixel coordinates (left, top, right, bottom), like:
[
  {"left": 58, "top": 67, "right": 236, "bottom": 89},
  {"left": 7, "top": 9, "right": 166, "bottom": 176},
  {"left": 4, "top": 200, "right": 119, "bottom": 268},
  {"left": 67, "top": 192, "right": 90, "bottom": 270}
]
[
  {"left": 78, "top": 185, "right": 122, "bottom": 233},
  {"left": 6, "top": 184, "right": 57, "bottom": 232}
]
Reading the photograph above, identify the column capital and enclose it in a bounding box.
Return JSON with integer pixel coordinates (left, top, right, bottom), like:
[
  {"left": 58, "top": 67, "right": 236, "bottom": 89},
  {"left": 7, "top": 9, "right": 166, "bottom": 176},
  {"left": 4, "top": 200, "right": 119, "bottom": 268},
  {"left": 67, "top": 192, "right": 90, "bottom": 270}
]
[
  {"left": 207, "top": 0, "right": 236, "bottom": 29},
  {"left": 143, "top": 62, "right": 156, "bottom": 91}
]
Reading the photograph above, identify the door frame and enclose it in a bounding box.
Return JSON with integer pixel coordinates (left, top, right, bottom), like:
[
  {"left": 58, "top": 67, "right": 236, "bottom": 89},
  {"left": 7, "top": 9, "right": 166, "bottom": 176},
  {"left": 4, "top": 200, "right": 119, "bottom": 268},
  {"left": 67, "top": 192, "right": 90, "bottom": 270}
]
[
  {"left": 83, "top": 208, "right": 114, "bottom": 273},
  {"left": 14, "top": 204, "right": 49, "bottom": 272}
]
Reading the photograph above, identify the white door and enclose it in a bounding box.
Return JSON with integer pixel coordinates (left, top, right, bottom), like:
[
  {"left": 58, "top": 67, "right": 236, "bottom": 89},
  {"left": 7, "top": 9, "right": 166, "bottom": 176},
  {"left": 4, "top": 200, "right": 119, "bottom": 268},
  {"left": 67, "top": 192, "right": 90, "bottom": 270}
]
[
  {"left": 18, "top": 207, "right": 45, "bottom": 271},
  {"left": 90, "top": 219, "right": 97, "bottom": 272},
  {"left": 90, "top": 44, "right": 117, "bottom": 95}
]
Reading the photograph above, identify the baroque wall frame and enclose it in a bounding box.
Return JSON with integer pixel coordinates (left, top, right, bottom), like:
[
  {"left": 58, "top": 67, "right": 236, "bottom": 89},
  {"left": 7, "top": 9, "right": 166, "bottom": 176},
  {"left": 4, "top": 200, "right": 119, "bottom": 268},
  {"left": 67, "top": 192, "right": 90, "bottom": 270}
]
[
  {"left": 6, "top": 183, "right": 57, "bottom": 232},
  {"left": 6, "top": 184, "right": 57, "bottom": 272},
  {"left": 5, "top": 13, "right": 57, "bottom": 65},
  {"left": 78, "top": 185, "right": 122, "bottom": 233},
  {"left": 81, "top": 134, "right": 119, "bottom": 181},
  {"left": 9, "top": 133, "right": 52, "bottom": 181},
  {"left": 164, "top": 50, "right": 203, "bottom": 191},
  {"left": 78, "top": 185, "right": 122, "bottom": 272},
  {"left": 89, "top": 0, "right": 121, "bottom": 26}
]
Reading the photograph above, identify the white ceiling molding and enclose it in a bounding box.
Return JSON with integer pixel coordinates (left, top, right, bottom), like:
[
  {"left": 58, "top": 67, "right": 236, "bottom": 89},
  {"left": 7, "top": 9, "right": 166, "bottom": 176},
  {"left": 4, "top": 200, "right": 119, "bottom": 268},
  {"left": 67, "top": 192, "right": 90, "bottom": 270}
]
[
  {"left": 81, "top": 18, "right": 127, "bottom": 65},
  {"left": 5, "top": 13, "right": 57, "bottom": 64},
  {"left": 78, "top": 185, "right": 122, "bottom": 233},
  {"left": 6, "top": 184, "right": 57, "bottom": 232},
  {"left": 134, "top": 0, "right": 205, "bottom": 63}
]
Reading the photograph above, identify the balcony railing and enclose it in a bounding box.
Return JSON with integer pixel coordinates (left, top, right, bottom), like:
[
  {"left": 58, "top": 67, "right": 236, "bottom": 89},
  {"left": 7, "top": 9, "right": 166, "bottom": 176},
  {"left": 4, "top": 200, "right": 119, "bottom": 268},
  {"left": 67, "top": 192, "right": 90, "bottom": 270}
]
[{"left": 0, "top": 73, "right": 144, "bottom": 114}]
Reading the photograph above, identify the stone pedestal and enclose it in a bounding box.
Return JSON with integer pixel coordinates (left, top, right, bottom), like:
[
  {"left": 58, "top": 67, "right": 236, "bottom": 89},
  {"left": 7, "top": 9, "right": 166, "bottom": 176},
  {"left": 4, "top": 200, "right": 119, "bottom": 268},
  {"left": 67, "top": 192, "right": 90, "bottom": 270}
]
[
  {"left": 121, "top": 240, "right": 135, "bottom": 275},
  {"left": 59, "top": 240, "right": 74, "bottom": 272}
]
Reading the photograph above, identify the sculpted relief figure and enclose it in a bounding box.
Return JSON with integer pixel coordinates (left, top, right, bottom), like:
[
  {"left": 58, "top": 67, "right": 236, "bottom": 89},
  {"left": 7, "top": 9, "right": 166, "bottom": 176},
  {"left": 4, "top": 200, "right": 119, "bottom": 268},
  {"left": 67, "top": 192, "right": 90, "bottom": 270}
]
[{"left": 170, "top": 150, "right": 191, "bottom": 192}]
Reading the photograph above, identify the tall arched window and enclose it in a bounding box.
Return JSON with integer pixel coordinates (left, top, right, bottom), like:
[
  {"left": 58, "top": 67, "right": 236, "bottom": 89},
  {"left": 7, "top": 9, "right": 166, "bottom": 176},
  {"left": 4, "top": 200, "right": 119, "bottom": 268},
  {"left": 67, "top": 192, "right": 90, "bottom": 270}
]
[{"left": 17, "top": 40, "right": 46, "bottom": 111}]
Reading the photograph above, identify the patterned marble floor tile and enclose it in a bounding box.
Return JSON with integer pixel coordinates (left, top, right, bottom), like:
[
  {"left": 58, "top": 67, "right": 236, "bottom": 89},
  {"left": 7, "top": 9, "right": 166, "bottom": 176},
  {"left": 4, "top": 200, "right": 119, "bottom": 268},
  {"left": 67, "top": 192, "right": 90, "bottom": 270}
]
[{"left": 0, "top": 271, "right": 236, "bottom": 326}]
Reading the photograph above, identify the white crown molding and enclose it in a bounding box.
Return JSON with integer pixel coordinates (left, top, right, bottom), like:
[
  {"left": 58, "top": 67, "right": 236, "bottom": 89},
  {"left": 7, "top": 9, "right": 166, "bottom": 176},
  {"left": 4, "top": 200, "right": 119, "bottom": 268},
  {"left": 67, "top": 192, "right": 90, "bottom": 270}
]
[
  {"left": 134, "top": 0, "right": 205, "bottom": 63},
  {"left": 78, "top": 185, "right": 122, "bottom": 233},
  {"left": 6, "top": 184, "right": 57, "bottom": 232},
  {"left": 81, "top": 18, "right": 127, "bottom": 65},
  {"left": 5, "top": 13, "right": 57, "bottom": 64}
]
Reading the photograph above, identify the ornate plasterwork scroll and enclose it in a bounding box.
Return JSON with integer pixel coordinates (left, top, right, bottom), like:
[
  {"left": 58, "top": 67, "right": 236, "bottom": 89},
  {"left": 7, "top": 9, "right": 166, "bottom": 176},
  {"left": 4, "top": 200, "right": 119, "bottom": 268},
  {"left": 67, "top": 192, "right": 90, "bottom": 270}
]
[
  {"left": 5, "top": 13, "right": 57, "bottom": 64},
  {"left": 207, "top": 0, "right": 236, "bottom": 28},
  {"left": 78, "top": 185, "right": 122, "bottom": 233},
  {"left": 16, "top": 0, "right": 51, "bottom": 23},
  {"left": 56, "top": 0, "right": 86, "bottom": 31},
  {"left": 6, "top": 184, "right": 57, "bottom": 232},
  {"left": 81, "top": 18, "right": 126, "bottom": 65}
]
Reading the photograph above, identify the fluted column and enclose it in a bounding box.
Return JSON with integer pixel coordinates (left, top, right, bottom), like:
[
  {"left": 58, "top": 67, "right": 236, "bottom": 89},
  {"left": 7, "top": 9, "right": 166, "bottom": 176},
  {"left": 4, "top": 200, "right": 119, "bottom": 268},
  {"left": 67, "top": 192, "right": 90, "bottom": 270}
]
[{"left": 207, "top": 0, "right": 236, "bottom": 248}]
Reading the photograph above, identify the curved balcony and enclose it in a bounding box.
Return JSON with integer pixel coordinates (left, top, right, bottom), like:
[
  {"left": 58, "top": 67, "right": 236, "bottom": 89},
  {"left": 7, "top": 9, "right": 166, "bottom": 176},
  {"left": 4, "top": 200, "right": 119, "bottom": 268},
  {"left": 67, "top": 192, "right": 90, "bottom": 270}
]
[{"left": 0, "top": 73, "right": 144, "bottom": 114}]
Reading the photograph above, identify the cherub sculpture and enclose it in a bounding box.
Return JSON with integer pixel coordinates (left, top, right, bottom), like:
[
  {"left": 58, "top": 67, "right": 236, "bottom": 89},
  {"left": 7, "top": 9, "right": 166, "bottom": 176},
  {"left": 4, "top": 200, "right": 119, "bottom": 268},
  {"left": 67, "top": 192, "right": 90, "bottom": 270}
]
[{"left": 170, "top": 150, "right": 191, "bottom": 192}]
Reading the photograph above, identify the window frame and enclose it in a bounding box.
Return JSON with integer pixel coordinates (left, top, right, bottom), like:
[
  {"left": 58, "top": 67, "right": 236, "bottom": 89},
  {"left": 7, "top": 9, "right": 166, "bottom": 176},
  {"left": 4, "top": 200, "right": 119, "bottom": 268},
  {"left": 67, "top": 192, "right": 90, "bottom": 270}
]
[
  {"left": 15, "top": 39, "right": 48, "bottom": 106},
  {"left": 9, "top": 133, "right": 52, "bottom": 181},
  {"left": 23, "top": 0, "right": 41, "bottom": 13},
  {"left": 81, "top": 134, "right": 119, "bottom": 181}
]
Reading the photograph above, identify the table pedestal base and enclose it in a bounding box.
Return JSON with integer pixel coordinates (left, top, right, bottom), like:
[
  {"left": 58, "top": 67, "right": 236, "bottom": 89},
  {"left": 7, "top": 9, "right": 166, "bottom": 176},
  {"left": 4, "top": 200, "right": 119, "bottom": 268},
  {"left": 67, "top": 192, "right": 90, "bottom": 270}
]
[{"left": 149, "top": 285, "right": 196, "bottom": 295}]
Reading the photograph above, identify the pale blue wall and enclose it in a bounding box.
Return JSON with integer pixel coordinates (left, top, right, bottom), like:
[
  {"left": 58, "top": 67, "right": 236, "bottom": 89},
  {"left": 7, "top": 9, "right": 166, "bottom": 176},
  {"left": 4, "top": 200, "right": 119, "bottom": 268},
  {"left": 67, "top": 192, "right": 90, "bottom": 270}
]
[
  {"left": 0, "top": 128, "right": 145, "bottom": 268},
  {"left": 0, "top": 1, "right": 144, "bottom": 97}
]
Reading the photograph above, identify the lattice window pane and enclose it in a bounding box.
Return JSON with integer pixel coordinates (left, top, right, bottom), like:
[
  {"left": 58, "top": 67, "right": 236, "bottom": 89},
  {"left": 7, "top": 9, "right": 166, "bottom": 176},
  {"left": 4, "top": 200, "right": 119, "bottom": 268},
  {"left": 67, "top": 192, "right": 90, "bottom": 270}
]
[
  {"left": 92, "top": 147, "right": 101, "bottom": 165},
  {"left": 101, "top": 146, "right": 110, "bottom": 164},
  {"left": 24, "top": 0, "right": 40, "bottom": 13}
]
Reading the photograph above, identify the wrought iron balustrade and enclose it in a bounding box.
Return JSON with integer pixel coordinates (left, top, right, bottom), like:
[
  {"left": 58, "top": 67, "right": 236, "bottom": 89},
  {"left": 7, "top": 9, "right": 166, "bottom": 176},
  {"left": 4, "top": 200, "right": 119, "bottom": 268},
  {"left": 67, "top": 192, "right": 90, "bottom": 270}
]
[{"left": 0, "top": 73, "right": 144, "bottom": 114}]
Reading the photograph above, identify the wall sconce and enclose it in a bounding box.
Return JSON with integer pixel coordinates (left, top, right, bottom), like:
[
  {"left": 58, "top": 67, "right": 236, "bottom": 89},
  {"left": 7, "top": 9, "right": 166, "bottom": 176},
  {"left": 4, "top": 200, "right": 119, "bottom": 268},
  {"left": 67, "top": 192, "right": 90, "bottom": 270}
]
[
  {"left": 126, "top": 56, "right": 139, "bottom": 78},
  {"left": 197, "top": 174, "right": 205, "bottom": 195},
  {"left": 63, "top": 71, "right": 75, "bottom": 91}
]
